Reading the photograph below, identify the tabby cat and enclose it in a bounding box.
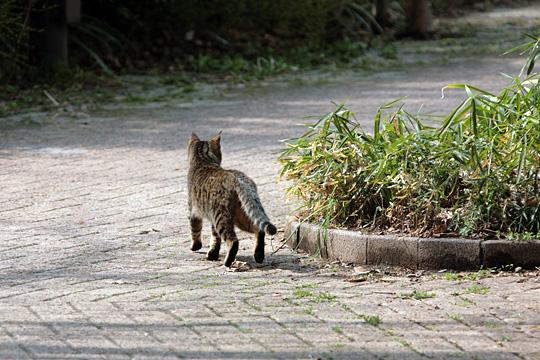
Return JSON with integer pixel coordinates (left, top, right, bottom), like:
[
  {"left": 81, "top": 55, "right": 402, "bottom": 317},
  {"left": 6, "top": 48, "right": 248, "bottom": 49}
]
[{"left": 187, "top": 133, "right": 277, "bottom": 267}]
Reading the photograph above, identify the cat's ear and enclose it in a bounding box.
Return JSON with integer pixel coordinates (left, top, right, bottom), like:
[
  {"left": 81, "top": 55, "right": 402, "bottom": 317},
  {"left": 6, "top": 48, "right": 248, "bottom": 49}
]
[
  {"left": 210, "top": 131, "right": 222, "bottom": 145},
  {"left": 189, "top": 133, "right": 200, "bottom": 144},
  {"left": 209, "top": 131, "right": 222, "bottom": 163}
]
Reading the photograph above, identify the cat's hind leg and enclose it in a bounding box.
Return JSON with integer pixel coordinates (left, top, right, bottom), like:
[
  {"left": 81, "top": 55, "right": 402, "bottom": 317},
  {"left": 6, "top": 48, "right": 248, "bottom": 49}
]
[
  {"left": 214, "top": 213, "right": 239, "bottom": 267},
  {"left": 233, "top": 210, "right": 263, "bottom": 264},
  {"left": 207, "top": 225, "right": 221, "bottom": 261},
  {"left": 253, "top": 231, "right": 265, "bottom": 263},
  {"left": 217, "top": 225, "right": 238, "bottom": 267},
  {"left": 189, "top": 215, "right": 203, "bottom": 251},
  {"left": 214, "top": 208, "right": 238, "bottom": 267},
  {"left": 223, "top": 233, "right": 239, "bottom": 267}
]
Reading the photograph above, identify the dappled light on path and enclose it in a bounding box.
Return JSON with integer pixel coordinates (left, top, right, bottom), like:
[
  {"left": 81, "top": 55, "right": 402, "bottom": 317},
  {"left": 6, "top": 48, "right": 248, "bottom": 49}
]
[{"left": 2, "top": 48, "right": 539, "bottom": 359}]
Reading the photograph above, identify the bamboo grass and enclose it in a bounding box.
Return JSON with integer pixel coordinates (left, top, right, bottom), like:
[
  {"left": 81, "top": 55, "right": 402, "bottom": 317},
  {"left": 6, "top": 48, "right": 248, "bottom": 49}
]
[{"left": 279, "top": 37, "right": 540, "bottom": 239}]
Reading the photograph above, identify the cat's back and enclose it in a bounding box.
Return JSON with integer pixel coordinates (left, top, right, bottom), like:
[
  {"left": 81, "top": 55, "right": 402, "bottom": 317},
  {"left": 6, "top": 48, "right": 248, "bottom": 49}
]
[
  {"left": 189, "top": 165, "right": 240, "bottom": 202},
  {"left": 189, "top": 166, "right": 240, "bottom": 216},
  {"left": 189, "top": 164, "right": 233, "bottom": 189}
]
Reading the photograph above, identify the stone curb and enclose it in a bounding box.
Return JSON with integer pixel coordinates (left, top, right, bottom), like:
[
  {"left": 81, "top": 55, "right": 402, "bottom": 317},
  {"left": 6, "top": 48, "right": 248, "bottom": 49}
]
[{"left": 285, "top": 220, "right": 540, "bottom": 270}]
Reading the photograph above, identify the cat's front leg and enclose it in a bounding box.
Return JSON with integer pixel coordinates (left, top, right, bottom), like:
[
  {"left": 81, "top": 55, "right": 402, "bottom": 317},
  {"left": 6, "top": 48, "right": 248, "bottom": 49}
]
[{"left": 189, "top": 214, "right": 203, "bottom": 251}]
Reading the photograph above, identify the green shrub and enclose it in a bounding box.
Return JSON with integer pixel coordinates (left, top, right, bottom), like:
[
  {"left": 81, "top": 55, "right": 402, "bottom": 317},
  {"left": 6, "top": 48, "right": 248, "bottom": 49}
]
[
  {"left": 0, "top": 0, "right": 31, "bottom": 82},
  {"left": 279, "top": 37, "right": 540, "bottom": 238},
  {"left": 82, "top": 0, "right": 381, "bottom": 67},
  {"left": 2, "top": 0, "right": 394, "bottom": 83}
]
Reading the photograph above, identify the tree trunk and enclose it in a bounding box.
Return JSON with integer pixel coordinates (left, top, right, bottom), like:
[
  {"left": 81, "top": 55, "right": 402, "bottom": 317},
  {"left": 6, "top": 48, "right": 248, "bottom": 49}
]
[
  {"left": 29, "top": 0, "right": 79, "bottom": 66},
  {"left": 405, "top": 0, "right": 432, "bottom": 39},
  {"left": 375, "top": 0, "right": 390, "bottom": 31}
]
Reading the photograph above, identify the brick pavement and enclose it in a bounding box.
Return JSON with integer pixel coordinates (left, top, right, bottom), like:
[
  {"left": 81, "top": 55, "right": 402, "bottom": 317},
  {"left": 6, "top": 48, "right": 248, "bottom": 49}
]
[{"left": 1, "top": 56, "right": 540, "bottom": 359}]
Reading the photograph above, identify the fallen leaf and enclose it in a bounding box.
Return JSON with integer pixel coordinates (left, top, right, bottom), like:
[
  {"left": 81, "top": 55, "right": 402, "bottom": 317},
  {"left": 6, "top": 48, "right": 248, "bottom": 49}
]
[
  {"left": 353, "top": 271, "right": 371, "bottom": 276},
  {"left": 345, "top": 276, "right": 367, "bottom": 283},
  {"left": 227, "top": 261, "right": 251, "bottom": 272},
  {"left": 354, "top": 266, "right": 369, "bottom": 273},
  {"left": 139, "top": 228, "right": 160, "bottom": 235}
]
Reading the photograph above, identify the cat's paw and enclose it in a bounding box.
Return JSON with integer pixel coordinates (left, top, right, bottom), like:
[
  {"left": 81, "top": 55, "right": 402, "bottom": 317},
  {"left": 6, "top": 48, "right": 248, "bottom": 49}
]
[
  {"left": 224, "top": 257, "right": 234, "bottom": 267},
  {"left": 207, "top": 248, "right": 219, "bottom": 261},
  {"left": 254, "top": 250, "right": 265, "bottom": 263},
  {"left": 223, "top": 241, "right": 239, "bottom": 267},
  {"left": 190, "top": 241, "right": 202, "bottom": 251}
]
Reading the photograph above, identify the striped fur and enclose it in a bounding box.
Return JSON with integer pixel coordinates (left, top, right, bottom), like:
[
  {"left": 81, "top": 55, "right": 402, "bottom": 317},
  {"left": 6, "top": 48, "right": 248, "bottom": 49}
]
[{"left": 187, "top": 133, "right": 276, "bottom": 266}]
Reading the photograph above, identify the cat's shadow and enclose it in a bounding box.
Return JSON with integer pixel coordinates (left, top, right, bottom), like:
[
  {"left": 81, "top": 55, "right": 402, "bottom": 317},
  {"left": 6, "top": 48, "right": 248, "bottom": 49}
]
[
  {"left": 232, "top": 253, "right": 319, "bottom": 273},
  {"left": 191, "top": 246, "right": 320, "bottom": 273}
]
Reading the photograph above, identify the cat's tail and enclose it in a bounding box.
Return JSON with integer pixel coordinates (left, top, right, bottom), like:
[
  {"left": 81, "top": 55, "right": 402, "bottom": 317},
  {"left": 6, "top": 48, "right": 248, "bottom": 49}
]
[{"left": 234, "top": 173, "right": 277, "bottom": 235}]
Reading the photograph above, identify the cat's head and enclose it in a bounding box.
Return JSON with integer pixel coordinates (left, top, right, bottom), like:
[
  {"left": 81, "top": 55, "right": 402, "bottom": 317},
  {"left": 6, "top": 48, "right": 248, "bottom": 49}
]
[{"left": 188, "top": 132, "right": 222, "bottom": 165}]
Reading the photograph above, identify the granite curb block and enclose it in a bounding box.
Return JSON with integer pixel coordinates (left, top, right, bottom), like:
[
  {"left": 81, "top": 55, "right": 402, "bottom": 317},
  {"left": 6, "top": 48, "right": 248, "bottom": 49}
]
[{"left": 285, "top": 220, "right": 540, "bottom": 269}]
